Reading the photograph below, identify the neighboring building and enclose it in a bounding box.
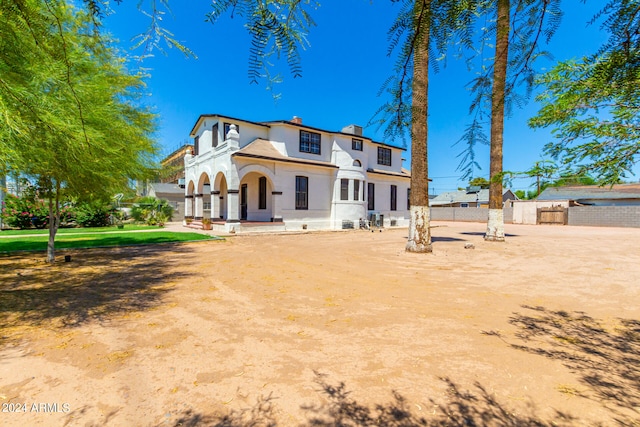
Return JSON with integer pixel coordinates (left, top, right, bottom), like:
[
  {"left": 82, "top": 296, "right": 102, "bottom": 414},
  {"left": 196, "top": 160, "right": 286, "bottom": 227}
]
[
  {"left": 147, "top": 183, "right": 185, "bottom": 218},
  {"left": 431, "top": 187, "right": 517, "bottom": 208},
  {"left": 136, "top": 143, "right": 194, "bottom": 201},
  {"left": 512, "top": 184, "right": 640, "bottom": 226},
  {"left": 184, "top": 114, "right": 411, "bottom": 232},
  {"left": 160, "top": 143, "right": 194, "bottom": 185},
  {"left": 536, "top": 183, "right": 640, "bottom": 206}
]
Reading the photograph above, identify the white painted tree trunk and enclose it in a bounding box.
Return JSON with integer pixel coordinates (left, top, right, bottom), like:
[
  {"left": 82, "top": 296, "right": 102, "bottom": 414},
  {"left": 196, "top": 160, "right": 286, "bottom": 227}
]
[
  {"left": 406, "top": 205, "right": 432, "bottom": 253},
  {"left": 485, "top": 208, "right": 505, "bottom": 242}
]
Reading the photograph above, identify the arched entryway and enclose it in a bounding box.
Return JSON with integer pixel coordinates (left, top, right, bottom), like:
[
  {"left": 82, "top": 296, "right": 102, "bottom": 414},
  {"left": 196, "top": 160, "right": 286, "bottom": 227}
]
[
  {"left": 238, "top": 171, "right": 275, "bottom": 222},
  {"left": 195, "top": 172, "right": 211, "bottom": 220},
  {"left": 213, "top": 172, "right": 228, "bottom": 220},
  {"left": 185, "top": 180, "right": 195, "bottom": 219}
]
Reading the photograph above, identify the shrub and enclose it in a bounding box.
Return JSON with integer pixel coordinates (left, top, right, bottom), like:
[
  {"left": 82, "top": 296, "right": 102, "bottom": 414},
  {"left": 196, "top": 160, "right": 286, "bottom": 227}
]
[
  {"left": 1, "top": 193, "right": 49, "bottom": 229},
  {"left": 58, "top": 205, "right": 77, "bottom": 227},
  {"left": 75, "top": 202, "right": 112, "bottom": 228},
  {"left": 130, "top": 197, "right": 174, "bottom": 225}
]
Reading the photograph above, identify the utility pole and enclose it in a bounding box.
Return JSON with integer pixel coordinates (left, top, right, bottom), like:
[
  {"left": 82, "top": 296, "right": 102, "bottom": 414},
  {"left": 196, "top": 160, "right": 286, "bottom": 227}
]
[{"left": 536, "top": 161, "right": 541, "bottom": 196}]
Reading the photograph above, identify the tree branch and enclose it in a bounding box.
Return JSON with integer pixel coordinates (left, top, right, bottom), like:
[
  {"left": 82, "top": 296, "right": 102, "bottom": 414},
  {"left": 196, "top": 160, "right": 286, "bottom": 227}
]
[{"left": 43, "top": 0, "right": 92, "bottom": 152}]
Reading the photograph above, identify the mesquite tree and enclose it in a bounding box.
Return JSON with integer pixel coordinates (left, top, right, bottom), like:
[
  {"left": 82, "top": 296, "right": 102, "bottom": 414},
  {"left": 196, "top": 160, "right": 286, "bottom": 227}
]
[
  {"left": 1, "top": 1, "right": 157, "bottom": 262},
  {"left": 530, "top": 0, "right": 640, "bottom": 184}
]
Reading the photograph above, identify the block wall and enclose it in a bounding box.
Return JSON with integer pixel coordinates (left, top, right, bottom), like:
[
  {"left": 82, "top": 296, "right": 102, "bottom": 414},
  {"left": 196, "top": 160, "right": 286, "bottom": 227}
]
[
  {"left": 429, "top": 207, "right": 514, "bottom": 223},
  {"left": 568, "top": 206, "right": 640, "bottom": 228}
]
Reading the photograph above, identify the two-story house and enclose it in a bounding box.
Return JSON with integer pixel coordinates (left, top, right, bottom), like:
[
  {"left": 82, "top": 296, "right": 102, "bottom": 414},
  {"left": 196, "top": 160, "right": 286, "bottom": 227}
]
[{"left": 184, "top": 114, "right": 410, "bottom": 232}]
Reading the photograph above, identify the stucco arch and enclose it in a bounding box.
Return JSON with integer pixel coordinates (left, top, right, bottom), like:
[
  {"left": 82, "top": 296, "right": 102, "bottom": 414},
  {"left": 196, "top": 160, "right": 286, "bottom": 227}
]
[
  {"left": 211, "top": 171, "right": 229, "bottom": 220},
  {"left": 184, "top": 180, "right": 196, "bottom": 219},
  {"left": 213, "top": 170, "right": 228, "bottom": 192},
  {"left": 197, "top": 171, "right": 211, "bottom": 194},
  {"left": 238, "top": 164, "right": 277, "bottom": 189}
]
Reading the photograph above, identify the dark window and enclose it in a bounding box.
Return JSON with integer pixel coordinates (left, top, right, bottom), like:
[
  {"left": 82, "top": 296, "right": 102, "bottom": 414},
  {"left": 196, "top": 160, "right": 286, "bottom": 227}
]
[
  {"left": 241, "top": 184, "right": 248, "bottom": 220},
  {"left": 340, "top": 179, "right": 349, "bottom": 201},
  {"left": 300, "top": 130, "right": 321, "bottom": 154},
  {"left": 224, "top": 122, "right": 239, "bottom": 137},
  {"left": 212, "top": 123, "right": 219, "bottom": 148},
  {"left": 295, "top": 176, "right": 308, "bottom": 210},
  {"left": 407, "top": 188, "right": 411, "bottom": 210},
  {"left": 368, "top": 183, "right": 375, "bottom": 210},
  {"left": 391, "top": 185, "right": 397, "bottom": 211},
  {"left": 194, "top": 135, "right": 200, "bottom": 156},
  {"left": 377, "top": 147, "right": 391, "bottom": 166},
  {"left": 259, "top": 177, "right": 267, "bottom": 209},
  {"left": 352, "top": 138, "right": 363, "bottom": 151},
  {"left": 353, "top": 180, "right": 360, "bottom": 201}
]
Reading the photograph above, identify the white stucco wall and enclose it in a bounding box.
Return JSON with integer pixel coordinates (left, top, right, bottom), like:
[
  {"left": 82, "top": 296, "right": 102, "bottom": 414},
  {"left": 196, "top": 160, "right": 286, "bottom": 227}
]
[
  {"left": 365, "top": 174, "right": 410, "bottom": 227},
  {"left": 274, "top": 163, "right": 335, "bottom": 229},
  {"left": 184, "top": 115, "right": 410, "bottom": 230}
]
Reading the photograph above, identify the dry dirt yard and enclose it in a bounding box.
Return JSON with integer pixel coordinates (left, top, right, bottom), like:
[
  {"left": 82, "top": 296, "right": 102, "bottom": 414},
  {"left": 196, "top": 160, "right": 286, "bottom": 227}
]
[{"left": 0, "top": 221, "right": 638, "bottom": 426}]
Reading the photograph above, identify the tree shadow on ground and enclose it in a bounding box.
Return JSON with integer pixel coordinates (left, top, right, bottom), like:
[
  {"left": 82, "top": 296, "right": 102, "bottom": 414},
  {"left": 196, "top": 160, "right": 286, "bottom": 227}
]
[
  {"left": 170, "top": 394, "right": 279, "bottom": 427},
  {"left": 169, "top": 373, "right": 578, "bottom": 427},
  {"left": 302, "top": 372, "right": 577, "bottom": 427},
  {"left": 506, "top": 305, "right": 640, "bottom": 425},
  {"left": 458, "top": 232, "right": 519, "bottom": 238},
  {"left": 0, "top": 244, "right": 195, "bottom": 345},
  {"left": 430, "top": 236, "right": 467, "bottom": 242}
]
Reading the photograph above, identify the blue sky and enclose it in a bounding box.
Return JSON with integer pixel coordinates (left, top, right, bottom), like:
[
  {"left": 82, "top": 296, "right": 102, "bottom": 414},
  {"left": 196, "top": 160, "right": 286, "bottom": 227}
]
[{"left": 103, "top": 1, "right": 624, "bottom": 194}]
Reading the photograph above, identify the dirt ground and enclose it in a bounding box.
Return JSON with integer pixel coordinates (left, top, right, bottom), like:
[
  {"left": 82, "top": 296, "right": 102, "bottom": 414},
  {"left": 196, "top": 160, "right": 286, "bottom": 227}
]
[{"left": 0, "top": 221, "right": 638, "bottom": 426}]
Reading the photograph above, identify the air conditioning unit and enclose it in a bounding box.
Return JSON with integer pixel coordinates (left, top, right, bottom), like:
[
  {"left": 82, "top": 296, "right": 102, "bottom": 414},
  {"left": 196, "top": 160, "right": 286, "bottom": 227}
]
[
  {"left": 342, "top": 220, "right": 354, "bottom": 229},
  {"left": 369, "top": 213, "right": 383, "bottom": 227},
  {"left": 341, "top": 124, "right": 363, "bottom": 136}
]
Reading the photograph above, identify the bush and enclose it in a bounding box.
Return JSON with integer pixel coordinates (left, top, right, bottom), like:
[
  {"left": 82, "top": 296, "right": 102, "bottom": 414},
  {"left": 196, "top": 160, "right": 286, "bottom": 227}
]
[
  {"left": 58, "top": 205, "right": 76, "bottom": 227},
  {"left": 130, "top": 197, "right": 174, "bottom": 226},
  {"left": 1, "top": 193, "right": 49, "bottom": 229},
  {"left": 75, "top": 202, "right": 112, "bottom": 227}
]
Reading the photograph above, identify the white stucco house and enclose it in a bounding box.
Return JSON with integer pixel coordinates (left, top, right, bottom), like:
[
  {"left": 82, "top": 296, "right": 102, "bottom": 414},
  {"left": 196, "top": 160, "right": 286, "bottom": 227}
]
[{"left": 183, "top": 114, "right": 411, "bottom": 232}]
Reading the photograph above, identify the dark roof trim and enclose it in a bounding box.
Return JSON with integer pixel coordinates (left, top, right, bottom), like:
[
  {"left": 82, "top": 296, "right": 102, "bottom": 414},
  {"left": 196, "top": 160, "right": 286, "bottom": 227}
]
[
  {"left": 263, "top": 120, "right": 406, "bottom": 151},
  {"left": 366, "top": 168, "right": 411, "bottom": 179},
  {"left": 232, "top": 152, "right": 339, "bottom": 169},
  {"left": 190, "top": 114, "right": 271, "bottom": 137}
]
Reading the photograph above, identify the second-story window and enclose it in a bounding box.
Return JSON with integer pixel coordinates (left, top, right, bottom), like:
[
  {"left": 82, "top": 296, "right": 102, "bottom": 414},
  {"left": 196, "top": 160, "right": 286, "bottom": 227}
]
[
  {"left": 352, "top": 138, "right": 363, "bottom": 151},
  {"left": 300, "top": 130, "right": 321, "bottom": 155},
  {"left": 194, "top": 135, "right": 200, "bottom": 156},
  {"left": 212, "top": 123, "right": 219, "bottom": 148},
  {"left": 377, "top": 147, "right": 391, "bottom": 166},
  {"left": 224, "top": 122, "right": 240, "bottom": 137}
]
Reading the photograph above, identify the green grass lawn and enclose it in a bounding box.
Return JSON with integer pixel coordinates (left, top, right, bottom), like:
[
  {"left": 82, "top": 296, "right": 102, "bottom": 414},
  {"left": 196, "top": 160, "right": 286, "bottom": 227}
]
[
  {"left": 0, "top": 231, "right": 218, "bottom": 253},
  {"left": 0, "top": 224, "right": 156, "bottom": 236}
]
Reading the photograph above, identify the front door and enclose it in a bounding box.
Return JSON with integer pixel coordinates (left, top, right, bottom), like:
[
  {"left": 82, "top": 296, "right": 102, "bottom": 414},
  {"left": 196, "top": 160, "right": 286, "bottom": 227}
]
[{"left": 240, "top": 184, "right": 248, "bottom": 220}]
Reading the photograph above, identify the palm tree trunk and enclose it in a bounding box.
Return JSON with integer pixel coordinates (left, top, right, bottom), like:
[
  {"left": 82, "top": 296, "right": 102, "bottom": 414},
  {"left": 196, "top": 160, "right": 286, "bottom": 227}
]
[
  {"left": 406, "top": 0, "right": 432, "bottom": 253},
  {"left": 485, "top": 0, "right": 509, "bottom": 242}
]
